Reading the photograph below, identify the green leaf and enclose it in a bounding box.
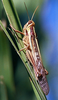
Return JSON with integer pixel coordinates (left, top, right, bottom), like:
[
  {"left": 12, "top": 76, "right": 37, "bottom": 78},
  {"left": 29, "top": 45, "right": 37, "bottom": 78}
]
[
  {"left": 0, "top": 78, "right": 8, "bottom": 100},
  {"left": 0, "top": 22, "right": 15, "bottom": 100}
]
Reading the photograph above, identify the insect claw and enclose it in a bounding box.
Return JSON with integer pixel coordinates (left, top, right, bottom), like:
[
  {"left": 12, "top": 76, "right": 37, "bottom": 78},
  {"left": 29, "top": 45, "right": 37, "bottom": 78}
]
[{"left": 45, "top": 69, "right": 48, "bottom": 75}]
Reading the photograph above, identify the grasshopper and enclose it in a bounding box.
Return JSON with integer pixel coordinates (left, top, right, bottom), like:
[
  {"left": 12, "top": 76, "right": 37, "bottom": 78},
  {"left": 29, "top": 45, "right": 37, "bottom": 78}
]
[{"left": 10, "top": 6, "right": 49, "bottom": 95}]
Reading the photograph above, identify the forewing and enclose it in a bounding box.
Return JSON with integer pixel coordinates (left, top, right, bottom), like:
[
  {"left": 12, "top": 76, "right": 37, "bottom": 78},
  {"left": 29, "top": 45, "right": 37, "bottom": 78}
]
[{"left": 30, "top": 36, "right": 49, "bottom": 95}]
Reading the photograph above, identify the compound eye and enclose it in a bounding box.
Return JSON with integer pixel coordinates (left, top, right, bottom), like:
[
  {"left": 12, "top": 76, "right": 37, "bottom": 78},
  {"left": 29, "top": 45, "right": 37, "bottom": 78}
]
[{"left": 28, "top": 20, "right": 32, "bottom": 25}]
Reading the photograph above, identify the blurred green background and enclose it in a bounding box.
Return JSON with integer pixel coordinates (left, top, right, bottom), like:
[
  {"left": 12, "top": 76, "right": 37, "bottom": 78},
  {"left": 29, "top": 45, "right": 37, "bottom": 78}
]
[{"left": 0, "top": 0, "right": 58, "bottom": 100}]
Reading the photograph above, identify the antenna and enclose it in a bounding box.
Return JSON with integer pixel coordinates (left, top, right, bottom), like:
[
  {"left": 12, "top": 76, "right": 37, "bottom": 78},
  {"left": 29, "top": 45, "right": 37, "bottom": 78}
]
[
  {"left": 24, "top": 2, "right": 30, "bottom": 20},
  {"left": 31, "top": 6, "right": 39, "bottom": 20}
]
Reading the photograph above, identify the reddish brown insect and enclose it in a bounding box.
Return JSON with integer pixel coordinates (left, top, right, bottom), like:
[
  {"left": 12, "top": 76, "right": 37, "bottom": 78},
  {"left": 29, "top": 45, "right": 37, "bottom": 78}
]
[{"left": 10, "top": 6, "right": 49, "bottom": 95}]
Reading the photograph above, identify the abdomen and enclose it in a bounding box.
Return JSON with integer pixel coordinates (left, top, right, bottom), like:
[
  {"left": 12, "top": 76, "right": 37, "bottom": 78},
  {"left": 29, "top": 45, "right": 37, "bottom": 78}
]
[{"left": 37, "top": 73, "right": 49, "bottom": 95}]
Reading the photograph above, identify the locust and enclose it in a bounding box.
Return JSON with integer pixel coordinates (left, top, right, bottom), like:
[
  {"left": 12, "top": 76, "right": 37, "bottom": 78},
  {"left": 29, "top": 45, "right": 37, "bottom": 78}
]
[{"left": 10, "top": 5, "right": 49, "bottom": 95}]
